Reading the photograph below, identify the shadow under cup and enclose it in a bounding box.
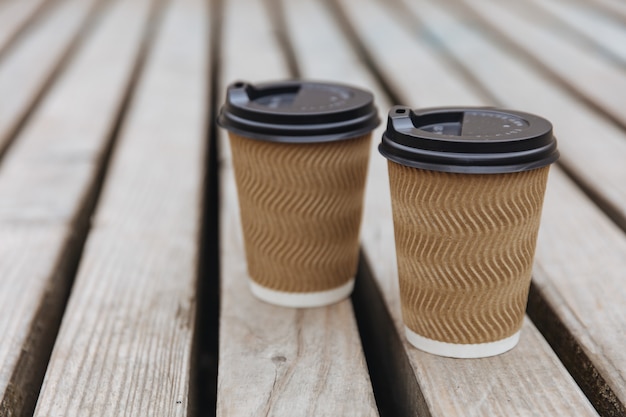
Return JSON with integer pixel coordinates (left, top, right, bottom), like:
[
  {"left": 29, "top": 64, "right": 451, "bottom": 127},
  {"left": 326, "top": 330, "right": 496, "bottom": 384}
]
[
  {"left": 218, "top": 80, "right": 379, "bottom": 308},
  {"left": 379, "top": 106, "right": 559, "bottom": 358}
]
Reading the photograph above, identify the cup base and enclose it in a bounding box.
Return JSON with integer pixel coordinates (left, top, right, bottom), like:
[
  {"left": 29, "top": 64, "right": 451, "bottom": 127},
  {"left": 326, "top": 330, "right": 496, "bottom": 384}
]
[
  {"left": 405, "top": 326, "right": 520, "bottom": 358},
  {"left": 248, "top": 278, "right": 355, "bottom": 308}
]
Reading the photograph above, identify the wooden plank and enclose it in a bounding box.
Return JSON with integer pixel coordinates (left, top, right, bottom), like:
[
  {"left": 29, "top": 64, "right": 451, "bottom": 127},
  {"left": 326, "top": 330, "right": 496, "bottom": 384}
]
[
  {"left": 0, "top": 0, "right": 156, "bottom": 415},
  {"left": 0, "top": 0, "right": 100, "bottom": 156},
  {"left": 32, "top": 0, "right": 208, "bottom": 414},
  {"left": 334, "top": 0, "right": 600, "bottom": 415},
  {"left": 0, "top": 0, "right": 51, "bottom": 58},
  {"left": 216, "top": 0, "right": 377, "bottom": 415},
  {"left": 532, "top": 168, "right": 626, "bottom": 416},
  {"left": 0, "top": 226, "right": 69, "bottom": 417},
  {"left": 459, "top": 0, "right": 626, "bottom": 129}
]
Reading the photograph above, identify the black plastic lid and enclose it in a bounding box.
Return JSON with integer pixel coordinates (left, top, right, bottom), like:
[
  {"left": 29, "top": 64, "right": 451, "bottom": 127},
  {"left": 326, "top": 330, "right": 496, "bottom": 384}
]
[
  {"left": 217, "top": 80, "right": 380, "bottom": 143},
  {"left": 379, "top": 106, "right": 559, "bottom": 174}
]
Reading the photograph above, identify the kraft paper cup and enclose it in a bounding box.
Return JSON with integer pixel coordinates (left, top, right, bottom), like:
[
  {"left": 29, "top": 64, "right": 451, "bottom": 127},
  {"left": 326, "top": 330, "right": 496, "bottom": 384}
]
[
  {"left": 218, "top": 80, "right": 379, "bottom": 307},
  {"left": 379, "top": 106, "right": 559, "bottom": 358}
]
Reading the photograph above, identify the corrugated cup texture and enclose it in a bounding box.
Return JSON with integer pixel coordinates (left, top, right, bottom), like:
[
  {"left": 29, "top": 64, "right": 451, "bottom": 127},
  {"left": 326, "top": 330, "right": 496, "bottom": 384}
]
[
  {"left": 229, "top": 133, "right": 371, "bottom": 293},
  {"left": 388, "top": 162, "right": 550, "bottom": 345}
]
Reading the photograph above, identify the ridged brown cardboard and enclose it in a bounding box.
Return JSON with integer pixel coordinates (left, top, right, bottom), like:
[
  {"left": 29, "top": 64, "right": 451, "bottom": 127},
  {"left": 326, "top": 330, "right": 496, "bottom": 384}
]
[
  {"left": 380, "top": 106, "right": 558, "bottom": 357},
  {"left": 230, "top": 132, "right": 371, "bottom": 294},
  {"left": 218, "top": 80, "right": 380, "bottom": 307},
  {"left": 388, "top": 162, "right": 549, "bottom": 345}
]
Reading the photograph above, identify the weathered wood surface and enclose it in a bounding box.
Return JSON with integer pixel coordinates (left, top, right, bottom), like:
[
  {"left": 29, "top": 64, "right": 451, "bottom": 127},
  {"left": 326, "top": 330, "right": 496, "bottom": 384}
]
[
  {"left": 0, "top": 0, "right": 51, "bottom": 58},
  {"left": 0, "top": 0, "right": 155, "bottom": 415},
  {"left": 534, "top": 169, "right": 626, "bottom": 416},
  {"left": 0, "top": 0, "right": 99, "bottom": 155},
  {"left": 30, "top": 0, "right": 208, "bottom": 416},
  {"left": 32, "top": 0, "right": 209, "bottom": 414},
  {"left": 215, "top": 0, "right": 377, "bottom": 415}
]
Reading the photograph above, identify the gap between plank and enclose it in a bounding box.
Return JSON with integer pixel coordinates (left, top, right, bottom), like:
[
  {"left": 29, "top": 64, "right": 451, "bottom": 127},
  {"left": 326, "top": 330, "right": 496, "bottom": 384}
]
[
  {"left": 262, "top": 0, "right": 301, "bottom": 78},
  {"left": 557, "top": 160, "right": 626, "bottom": 233},
  {"left": 0, "top": 0, "right": 56, "bottom": 63},
  {"left": 527, "top": 283, "right": 626, "bottom": 417},
  {"left": 0, "top": 2, "right": 167, "bottom": 416},
  {"left": 0, "top": 0, "right": 106, "bottom": 164},
  {"left": 324, "top": 0, "right": 404, "bottom": 106},
  {"left": 194, "top": 0, "right": 224, "bottom": 415},
  {"left": 352, "top": 252, "right": 431, "bottom": 417}
]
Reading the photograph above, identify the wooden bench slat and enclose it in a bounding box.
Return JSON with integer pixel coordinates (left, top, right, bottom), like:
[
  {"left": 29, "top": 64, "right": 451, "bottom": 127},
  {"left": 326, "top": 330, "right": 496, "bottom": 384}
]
[
  {"left": 335, "top": 0, "right": 600, "bottom": 415},
  {"left": 0, "top": 0, "right": 51, "bottom": 58},
  {"left": 0, "top": 0, "right": 156, "bottom": 415},
  {"left": 461, "top": 0, "right": 626, "bottom": 129},
  {"left": 33, "top": 0, "right": 208, "bottom": 413},
  {"left": 533, "top": 168, "right": 626, "bottom": 413},
  {"left": 215, "top": 0, "right": 377, "bottom": 415},
  {"left": 0, "top": 225, "right": 69, "bottom": 417},
  {"left": 0, "top": 0, "right": 99, "bottom": 155}
]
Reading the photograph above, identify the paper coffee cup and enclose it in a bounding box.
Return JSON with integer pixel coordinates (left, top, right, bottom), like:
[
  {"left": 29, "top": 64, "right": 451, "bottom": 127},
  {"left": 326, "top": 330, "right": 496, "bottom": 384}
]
[
  {"left": 218, "top": 81, "right": 379, "bottom": 307},
  {"left": 379, "top": 106, "right": 559, "bottom": 358}
]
